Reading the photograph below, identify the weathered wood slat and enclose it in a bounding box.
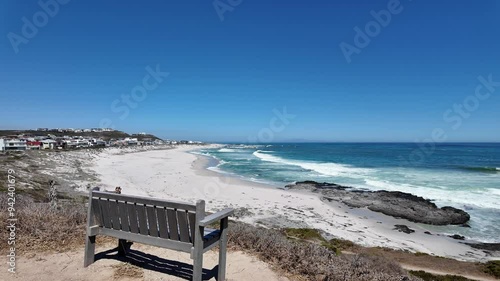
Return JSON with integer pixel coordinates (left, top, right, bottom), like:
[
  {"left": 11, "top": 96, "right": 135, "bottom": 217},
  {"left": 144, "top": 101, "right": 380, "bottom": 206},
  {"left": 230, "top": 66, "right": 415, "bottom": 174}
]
[
  {"left": 99, "top": 199, "right": 112, "bottom": 229},
  {"left": 188, "top": 212, "right": 196, "bottom": 243},
  {"left": 166, "top": 208, "right": 179, "bottom": 240},
  {"left": 92, "top": 191, "right": 196, "bottom": 211},
  {"left": 156, "top": 207, "right": 169, "bottom": 239},
  {"left": 91, "top": 198, "right": 103, "bottom": 226},
  {"left": 146, "top": 206, "right": 159, "bottom": 237},
  {"left": 127, "top": 203, "right": 139, "bottom": 234},
  {"left": 177, "top": 210, "right": 190, "bottom": 243},
  {"left": 108, "top": 199, "right": 121, "bottom": 230},
  {"left": 136, "top": 204, "right": 149, "bottom": 235},
  {"left": 97, "top": 228, "right": 192, "bottom": 253},
  {"left": 117, "top": 201, "right": 130, "bottom": 232}
]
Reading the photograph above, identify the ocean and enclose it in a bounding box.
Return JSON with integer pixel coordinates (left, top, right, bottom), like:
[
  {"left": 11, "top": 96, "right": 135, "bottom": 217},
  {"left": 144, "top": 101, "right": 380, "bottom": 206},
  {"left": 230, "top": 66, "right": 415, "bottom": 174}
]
[{"left": 196, "top": 143, "right": 500, "bottom": 243}]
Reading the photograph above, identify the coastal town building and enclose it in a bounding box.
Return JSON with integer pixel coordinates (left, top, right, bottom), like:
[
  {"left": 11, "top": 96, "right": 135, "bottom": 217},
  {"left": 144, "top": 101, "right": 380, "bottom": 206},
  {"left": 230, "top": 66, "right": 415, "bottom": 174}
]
[
  {"left": 0, "top": 128, "right": 182, "bottom": 153},
  {"left": 27, "top": 141, "right": 42, "bottom": 150},
  {"left": 41, "top": 139, "right": 57, "bottom": 149},
  {"left": 2, "top": 138, "right": 27, "bottom": 151}
]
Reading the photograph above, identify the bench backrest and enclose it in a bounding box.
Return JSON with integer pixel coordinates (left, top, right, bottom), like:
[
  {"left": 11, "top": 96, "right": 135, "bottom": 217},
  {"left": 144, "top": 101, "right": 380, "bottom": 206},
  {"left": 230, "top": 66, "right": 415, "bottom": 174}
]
[{"left": 89, "top": 191, "right": 203, "bottom": 245}]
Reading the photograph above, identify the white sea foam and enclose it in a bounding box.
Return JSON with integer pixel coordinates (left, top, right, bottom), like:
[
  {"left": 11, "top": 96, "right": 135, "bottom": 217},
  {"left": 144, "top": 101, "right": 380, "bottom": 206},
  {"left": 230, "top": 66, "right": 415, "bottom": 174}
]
[
  {"left": 253, "top": 150, "right": 372, "bottom": 177},
  {"left": 488, "top": 188, "right": 500, "bottom": 197},
  {"left": 230, "top": 144, "right": 265, "bottom": 149},
  {"left": 191, "top": 151, "right": 211, "bottom": 157},
  {"left": 218, "top": 148, "right": 239, "bottom": 153}
]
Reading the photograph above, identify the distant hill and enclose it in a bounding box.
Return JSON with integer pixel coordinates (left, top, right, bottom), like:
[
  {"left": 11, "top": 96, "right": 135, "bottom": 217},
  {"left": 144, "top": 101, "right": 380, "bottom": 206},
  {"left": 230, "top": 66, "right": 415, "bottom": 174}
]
[{"left": 0, "top": 130, "right": 162, "bottom": 141}]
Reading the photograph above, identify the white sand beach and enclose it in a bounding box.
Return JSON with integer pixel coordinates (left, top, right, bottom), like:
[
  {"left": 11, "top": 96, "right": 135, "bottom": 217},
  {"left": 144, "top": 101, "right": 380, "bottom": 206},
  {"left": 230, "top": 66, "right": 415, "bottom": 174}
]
[{"left": 89, "top": 145, "right": 495, "bottom": 262}]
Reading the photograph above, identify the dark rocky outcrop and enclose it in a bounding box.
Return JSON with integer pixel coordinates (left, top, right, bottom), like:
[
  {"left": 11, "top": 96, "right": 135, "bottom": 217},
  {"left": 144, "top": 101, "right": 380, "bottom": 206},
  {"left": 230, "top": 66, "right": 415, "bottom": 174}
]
[
  {"left": 394, "top": 225, "right": 415, "bottom": 234},
  {"left": 286, "top": 181, "right": 470, "bottom": 226},
  {"left": 464, "top": 243, "right": 500, "bottom": 252},
  {"left": 449, "top": 234, "right": 465, "bottom": 240}
]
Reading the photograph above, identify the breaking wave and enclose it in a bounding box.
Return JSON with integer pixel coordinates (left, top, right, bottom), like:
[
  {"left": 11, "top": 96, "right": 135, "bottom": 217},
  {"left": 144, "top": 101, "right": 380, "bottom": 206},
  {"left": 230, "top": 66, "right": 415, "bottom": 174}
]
[{"left": 252, "top": 150, "right": 372, "bottom": 177}]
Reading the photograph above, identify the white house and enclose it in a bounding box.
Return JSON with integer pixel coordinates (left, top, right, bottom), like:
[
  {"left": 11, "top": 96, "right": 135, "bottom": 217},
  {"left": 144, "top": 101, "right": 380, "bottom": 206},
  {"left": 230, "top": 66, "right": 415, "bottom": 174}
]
[
  {"left": 0, "top": 139, "right": 5, "bottom": 152},
  {"left": 41, "top": 139, "right": 57, "bottom": 149},
  {"left": 3, "top": 139, "right": 27, "bottom": 151}
]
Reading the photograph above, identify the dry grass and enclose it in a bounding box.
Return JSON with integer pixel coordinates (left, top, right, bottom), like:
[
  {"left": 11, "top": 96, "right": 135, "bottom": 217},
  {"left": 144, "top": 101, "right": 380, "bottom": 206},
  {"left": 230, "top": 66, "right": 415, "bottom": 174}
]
[
  {"left": 228, "top": 223, "right": 420, "bottom": 281},
  {"left": 0, "top": 194, "right": 88, "bottom": 253},
  {"left": 112, "top": 262, "right": 144, "bottom": 280}
]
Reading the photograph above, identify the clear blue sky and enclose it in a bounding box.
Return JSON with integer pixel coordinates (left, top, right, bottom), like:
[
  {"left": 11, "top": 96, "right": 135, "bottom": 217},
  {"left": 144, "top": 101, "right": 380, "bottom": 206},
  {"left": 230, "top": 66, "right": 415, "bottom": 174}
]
[{"left": 1, "top": 0, "right": 499, "bottom": 142}]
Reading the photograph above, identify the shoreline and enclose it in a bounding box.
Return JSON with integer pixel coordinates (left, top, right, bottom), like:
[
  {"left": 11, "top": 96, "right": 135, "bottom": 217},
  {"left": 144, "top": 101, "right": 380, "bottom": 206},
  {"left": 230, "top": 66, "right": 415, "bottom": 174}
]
[{"left": 89, "top": 144, "right": 498, "bottom": 262}]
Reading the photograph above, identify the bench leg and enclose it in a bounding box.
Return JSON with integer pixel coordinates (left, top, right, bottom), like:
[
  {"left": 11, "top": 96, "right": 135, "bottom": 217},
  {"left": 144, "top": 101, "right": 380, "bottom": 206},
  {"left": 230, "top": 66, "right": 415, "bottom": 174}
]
[
  {"left": 117, "top": 239, "right": 128, "bottom": 256},
  {"left": 83, "top": 235, "right": 96, "bottom": 267},
  {"left": 192, "top": 253, "right": 203, "bottom": 281},
  {"left": 217, "top": 218, "right": 228, "bottom": 281}
]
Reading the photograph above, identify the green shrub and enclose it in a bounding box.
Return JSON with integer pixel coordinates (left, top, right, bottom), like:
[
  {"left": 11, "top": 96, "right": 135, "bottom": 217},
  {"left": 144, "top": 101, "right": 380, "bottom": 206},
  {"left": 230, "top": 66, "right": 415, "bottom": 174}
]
[
  {"left": 483, "top": 260, "right": 500, "bottom": 278},
  {"left": 410, "top": 270, "right": 475, "bottom": 281},
  {"left": 283, "top": 228, "right": 324, "bottom": 241}
]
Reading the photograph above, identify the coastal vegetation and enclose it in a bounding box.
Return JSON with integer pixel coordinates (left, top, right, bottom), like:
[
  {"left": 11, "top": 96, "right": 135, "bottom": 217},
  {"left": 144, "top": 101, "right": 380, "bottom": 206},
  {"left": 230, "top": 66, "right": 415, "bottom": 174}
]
[
  {"left": 409, "top": 270, "right": 475, "bottom": 281},
  {"left": 483, "top": 260, "right": 500, "bottom": 278}
]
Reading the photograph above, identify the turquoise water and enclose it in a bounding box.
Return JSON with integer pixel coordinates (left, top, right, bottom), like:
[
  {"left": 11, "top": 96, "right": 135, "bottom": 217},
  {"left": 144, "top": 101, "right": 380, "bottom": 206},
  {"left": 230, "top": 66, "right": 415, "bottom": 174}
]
[{"left": 196, "top": 143, "right": 500, "bottom": 243}]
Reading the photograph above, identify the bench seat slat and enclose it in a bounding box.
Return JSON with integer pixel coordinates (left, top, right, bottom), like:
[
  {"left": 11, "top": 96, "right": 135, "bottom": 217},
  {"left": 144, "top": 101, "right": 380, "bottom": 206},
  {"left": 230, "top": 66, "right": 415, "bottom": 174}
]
[
  {"left": 156, "top": 207, "right": 169, "bottom": 239},
  {"left": 117, "top": 201, "right": 130, "bottom": 232},
  {"left": 99, "top": 199, "right": 112, "bottom": 228},
  {"left": 188, "top": 212, "right": 196, "bottom": 243},
  {"left": 109, "top": 200, "right": 121, "bottom": 230},
  {"left": 146, "top": 206, "right": 159, "bottom": 237},
  {"left": 177, "top": 210, "right": 190, "bottom": 243},
  {"left": 91, "top": 198, "right": 103, "bottom": 226},
  {"left": 127, "top": 203, "right": 139, "bottom": 233},
  {"left": 166, "top": 208, "right": 179, "bottom": 240},
  {"left": 136, "top": 204, "right": 149, "bottom": 235}
]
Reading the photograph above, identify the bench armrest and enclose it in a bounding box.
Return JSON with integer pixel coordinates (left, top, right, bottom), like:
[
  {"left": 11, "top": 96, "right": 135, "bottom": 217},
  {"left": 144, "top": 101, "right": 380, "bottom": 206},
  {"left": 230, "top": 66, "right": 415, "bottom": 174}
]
[{"left": 199, "top": 208, "right": 234, "bottom": 227}]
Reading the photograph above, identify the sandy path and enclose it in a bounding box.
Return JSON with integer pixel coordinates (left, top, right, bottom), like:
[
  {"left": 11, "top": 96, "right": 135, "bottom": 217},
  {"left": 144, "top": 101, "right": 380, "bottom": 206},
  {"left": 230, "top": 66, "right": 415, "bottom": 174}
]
[
  {"left": 90, "top": 145, "right": 494, "bottom": 262},
  {"left": 1, "top": 243, "right": 288, "bottom": 281}
]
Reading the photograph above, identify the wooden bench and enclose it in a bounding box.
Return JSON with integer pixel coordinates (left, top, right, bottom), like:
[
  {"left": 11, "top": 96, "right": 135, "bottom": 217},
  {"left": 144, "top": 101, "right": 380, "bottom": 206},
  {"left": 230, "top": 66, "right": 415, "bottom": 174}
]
[{"left": 83, "top": 190, "right": 234, "bottom": 281}]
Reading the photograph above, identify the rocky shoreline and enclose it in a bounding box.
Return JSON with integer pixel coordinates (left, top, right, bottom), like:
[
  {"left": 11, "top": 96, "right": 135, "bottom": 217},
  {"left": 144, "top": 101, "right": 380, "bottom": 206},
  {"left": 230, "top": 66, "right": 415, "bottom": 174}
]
[{"left": 285, "top": 181, "right": 470, "bottom": 226}]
